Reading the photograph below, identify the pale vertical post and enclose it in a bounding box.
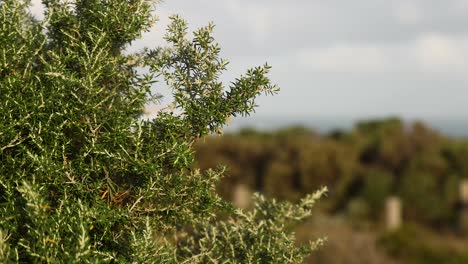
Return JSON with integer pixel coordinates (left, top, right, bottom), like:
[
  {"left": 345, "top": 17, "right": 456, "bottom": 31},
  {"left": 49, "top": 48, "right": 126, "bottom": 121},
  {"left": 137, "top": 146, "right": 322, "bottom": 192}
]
[
  {"left": 459, "top": 179, "right": 468, "bottom": 203},
  {"left": 459, "top": 179, "right": 468, "bottom": 234},
  {"left": 386, "top": 196, "right": 402, "bottom": 231},
  {"left": 233, "top": 184, "right": 251, "bottom": 209}
]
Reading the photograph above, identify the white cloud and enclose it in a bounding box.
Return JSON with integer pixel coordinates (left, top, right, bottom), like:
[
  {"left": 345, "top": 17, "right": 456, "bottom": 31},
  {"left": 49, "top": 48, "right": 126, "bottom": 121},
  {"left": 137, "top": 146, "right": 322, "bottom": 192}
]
[
  {"left": 415, "top": 33, "right": 468, "bottom": 71},
  {"left": 394, "top": 2, "right": 423, "bottom": 25},
  {"left": 292, "top": 32, "right": 468, "bottom": 75},
  {"left": 30, "top": 0, "right": 45, "bottom": 20},
  {"left": 224, "top": 0, "right": 274, "bottom": 45},
  {"left": 294, "top": 44, "right": 391, "bottom": 73}
]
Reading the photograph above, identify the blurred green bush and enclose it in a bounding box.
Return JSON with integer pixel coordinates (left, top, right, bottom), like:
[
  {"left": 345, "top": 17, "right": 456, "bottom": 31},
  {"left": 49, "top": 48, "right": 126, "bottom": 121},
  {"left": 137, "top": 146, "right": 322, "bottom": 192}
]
[
  {"left": 379, "top": 224, "right": 468, "bottom": 264},
  {"left": 195, "top": 118, "right": 468, "bottom": 229}
]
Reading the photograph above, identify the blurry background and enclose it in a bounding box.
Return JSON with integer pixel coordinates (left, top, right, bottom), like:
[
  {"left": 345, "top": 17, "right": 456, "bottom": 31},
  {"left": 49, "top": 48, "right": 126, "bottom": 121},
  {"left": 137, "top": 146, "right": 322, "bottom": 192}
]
[
  {"left": 131, "top": 0, "right": 468, "bottom": 137},
  {"left": 30, "top": 0, "right": 468, "bottom": 263}
]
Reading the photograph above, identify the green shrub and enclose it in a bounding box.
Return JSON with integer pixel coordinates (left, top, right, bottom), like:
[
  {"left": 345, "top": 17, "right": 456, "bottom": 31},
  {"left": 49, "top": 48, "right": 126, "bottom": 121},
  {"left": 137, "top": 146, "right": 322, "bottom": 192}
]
[
  {"left": 360, "top": 169, "right": 393, "bottom": 218},
  {"left": 0, "top": 1, "right": 324, "bottom": 262},
  {"left": 379, "top": 224, "right": 468, "bottom": 264}
]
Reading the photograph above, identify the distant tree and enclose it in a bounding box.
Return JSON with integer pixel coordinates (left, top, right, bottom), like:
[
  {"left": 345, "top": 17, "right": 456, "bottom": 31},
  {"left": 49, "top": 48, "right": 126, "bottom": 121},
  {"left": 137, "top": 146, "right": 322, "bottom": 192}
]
[{"left": 0, "top": 0, "right": 325, "bottom": 262}]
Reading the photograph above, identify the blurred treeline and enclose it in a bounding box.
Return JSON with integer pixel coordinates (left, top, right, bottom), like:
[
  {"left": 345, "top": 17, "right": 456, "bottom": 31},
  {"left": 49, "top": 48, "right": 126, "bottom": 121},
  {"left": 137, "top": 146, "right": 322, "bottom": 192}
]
[{"left": 194, "top": 117, "right": 468, "bottom": 263}]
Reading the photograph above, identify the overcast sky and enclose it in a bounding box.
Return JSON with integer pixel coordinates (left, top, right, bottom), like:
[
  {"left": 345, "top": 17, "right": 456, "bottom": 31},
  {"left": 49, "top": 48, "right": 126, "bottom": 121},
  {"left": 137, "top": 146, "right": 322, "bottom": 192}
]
[{"left": 30, "top": 0, "right": 468, "bottom": 124}]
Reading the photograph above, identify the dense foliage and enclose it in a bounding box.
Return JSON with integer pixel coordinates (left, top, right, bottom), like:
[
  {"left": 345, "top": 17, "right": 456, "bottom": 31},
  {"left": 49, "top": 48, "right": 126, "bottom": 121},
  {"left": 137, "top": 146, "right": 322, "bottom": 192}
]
[
  {"left": 196, "top": 118, "right": 468, "bottom": 228},
  {"left": 0, "top": 0, "right": 324, "bottom": 262}
]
